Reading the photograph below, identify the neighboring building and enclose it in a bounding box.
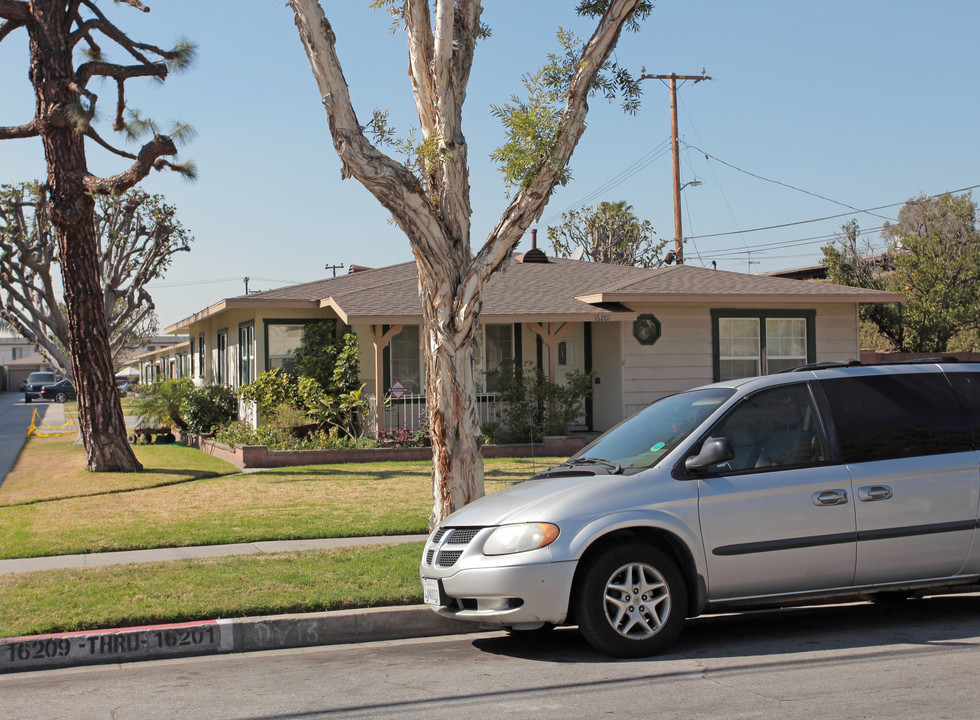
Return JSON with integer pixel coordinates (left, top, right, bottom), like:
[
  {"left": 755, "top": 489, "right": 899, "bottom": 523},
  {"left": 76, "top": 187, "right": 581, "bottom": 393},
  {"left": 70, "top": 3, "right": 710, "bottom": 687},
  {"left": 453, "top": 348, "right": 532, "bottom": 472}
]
[
  {"left": 163, "top": 257, "right": 903, "bottom": 433},
  {"left": 132, "top": 339, "right": 190, "bottom": 384}
]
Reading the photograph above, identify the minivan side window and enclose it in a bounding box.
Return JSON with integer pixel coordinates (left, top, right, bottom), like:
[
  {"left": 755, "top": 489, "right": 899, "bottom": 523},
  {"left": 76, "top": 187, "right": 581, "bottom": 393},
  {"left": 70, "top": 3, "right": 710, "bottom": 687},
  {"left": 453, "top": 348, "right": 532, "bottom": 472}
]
[
  {"left": 819, "top": 373, "right": 972, "bottom": 463},
  {"left": 945, "top": 372, "right": 980, "bottom": 448},
  {"left": 703, "top": 383, "right": 830, "bottom": 473}
]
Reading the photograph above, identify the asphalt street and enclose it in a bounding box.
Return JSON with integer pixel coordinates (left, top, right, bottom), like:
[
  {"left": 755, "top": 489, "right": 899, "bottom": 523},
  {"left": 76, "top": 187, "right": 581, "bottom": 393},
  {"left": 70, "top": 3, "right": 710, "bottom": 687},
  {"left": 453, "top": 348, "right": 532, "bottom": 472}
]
[{"left": 4, "top": 594, "right": 980, "bottom": 719}]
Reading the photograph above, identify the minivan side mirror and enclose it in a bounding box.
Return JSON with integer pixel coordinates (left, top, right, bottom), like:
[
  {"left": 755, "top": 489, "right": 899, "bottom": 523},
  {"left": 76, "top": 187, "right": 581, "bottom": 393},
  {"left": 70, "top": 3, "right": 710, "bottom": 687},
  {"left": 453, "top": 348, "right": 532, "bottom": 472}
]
[{"left": 685, "top": 437, "right": 736, "bottom": 474}]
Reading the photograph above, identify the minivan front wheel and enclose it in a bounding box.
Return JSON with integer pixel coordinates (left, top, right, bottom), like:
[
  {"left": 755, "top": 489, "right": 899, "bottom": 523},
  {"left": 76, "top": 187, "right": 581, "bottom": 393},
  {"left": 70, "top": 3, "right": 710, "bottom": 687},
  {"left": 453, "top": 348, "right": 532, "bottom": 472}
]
[{"left": 574, "top": 543, "right": 687, "bottom": 657}]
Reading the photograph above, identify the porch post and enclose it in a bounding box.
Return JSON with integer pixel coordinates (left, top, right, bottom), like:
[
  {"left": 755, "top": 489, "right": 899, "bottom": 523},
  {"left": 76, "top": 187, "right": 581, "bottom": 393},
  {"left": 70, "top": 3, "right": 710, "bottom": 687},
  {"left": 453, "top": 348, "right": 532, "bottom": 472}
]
[
  {"left": 371, "top": 324, "right": 404, "bottom": 433},
  {"left": 528, "top": 322, "right": 575, "bottom": 382}
]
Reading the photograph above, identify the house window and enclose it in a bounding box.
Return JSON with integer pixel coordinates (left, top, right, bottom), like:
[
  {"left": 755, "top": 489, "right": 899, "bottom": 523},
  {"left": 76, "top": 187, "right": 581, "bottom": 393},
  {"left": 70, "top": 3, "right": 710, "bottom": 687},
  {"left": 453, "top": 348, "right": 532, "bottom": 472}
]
[
  {"left": 238, "top": 322, "right": 255, "bottom": 387},
  {"left": 389, "top": 325, "right": 422, "bottom": 394},
  {"left": 475, "top": 324, "right": 515, "bottom": 392},
  {"left": 266, "top": 322, "right": 306, "bottom": 373},
  {"left": 198, "top": 333, "right": 205, "bottom": 379},
  {"left": 712, "top": 310, "right": 815, "bottom": 382},
  {"left": 216, "top": 330, "right": 228, "bottom": 384}
]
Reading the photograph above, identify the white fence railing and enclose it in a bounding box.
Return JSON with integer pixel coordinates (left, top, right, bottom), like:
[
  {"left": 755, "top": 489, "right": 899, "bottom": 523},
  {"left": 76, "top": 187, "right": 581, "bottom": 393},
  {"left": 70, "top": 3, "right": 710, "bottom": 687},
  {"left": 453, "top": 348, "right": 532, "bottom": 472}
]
[{"left": 378, "top": 393, "right": 501, "bottom": 433}]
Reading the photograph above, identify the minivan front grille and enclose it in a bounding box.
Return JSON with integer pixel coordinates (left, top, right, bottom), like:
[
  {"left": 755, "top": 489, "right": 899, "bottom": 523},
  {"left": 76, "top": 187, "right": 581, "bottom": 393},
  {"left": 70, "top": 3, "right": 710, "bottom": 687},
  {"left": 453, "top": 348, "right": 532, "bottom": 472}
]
[
  {"left": 436, "top": 550, "right": 463, "bottom": 567},
  {"left": 424, "top": 526, "right": 485, "bottom": 569},
  {"left": 446, "top": 528, "right": 480, "bottom": 544}
]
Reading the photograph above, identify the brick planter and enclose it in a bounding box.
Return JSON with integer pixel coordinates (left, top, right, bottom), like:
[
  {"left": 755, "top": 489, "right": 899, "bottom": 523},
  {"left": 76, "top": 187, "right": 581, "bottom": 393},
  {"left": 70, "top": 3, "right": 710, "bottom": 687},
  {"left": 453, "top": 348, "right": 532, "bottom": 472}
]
[{"left": 180, "top": 432, "right": 590, "bottom": 470}]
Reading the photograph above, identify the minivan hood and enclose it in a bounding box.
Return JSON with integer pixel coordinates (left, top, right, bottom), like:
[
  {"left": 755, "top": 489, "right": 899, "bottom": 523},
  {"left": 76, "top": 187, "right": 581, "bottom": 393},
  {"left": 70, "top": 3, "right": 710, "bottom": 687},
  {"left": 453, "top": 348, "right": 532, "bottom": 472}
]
[{"left": 441, "top": 472, "right": 622, "bottom": 527}]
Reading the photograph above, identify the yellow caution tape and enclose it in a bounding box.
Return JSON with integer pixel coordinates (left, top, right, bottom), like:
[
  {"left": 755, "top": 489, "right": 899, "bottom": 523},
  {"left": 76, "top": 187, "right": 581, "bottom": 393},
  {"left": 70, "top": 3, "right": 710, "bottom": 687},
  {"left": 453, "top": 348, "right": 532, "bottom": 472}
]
[{"left": 26, "top": 407, "right": 78, "bottom": 438}]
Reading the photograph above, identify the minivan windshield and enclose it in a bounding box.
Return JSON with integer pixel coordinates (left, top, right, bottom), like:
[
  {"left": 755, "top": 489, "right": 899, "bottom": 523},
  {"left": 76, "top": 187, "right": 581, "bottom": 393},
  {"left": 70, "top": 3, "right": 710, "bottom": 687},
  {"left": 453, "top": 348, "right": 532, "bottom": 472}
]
[{"left": 570, "top": 387, "right": 734, "bottom": 471}]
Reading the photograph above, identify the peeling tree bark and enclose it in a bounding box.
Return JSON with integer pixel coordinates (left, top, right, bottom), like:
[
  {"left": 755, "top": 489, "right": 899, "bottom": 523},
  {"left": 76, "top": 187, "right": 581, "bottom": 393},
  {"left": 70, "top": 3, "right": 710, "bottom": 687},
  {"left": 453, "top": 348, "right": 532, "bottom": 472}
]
[{"left": 288, "top": 0, "right": 644, "bottom": 524}]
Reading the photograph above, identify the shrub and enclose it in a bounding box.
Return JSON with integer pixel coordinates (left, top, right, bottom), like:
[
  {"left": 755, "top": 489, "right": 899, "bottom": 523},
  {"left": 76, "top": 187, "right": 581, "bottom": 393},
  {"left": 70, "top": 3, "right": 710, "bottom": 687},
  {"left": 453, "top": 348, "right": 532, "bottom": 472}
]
[
  {"left": 129, "top": 377, "right": 194, "bottom": 430},
  {"left": 181, "top": 383, "right": 239, "bottom": 434},
  {"left": 237, "top": 368, "right": 299, "bottom": 419},
  {"left": 484, "top": 361, "right": 593, "bottom": 443}
]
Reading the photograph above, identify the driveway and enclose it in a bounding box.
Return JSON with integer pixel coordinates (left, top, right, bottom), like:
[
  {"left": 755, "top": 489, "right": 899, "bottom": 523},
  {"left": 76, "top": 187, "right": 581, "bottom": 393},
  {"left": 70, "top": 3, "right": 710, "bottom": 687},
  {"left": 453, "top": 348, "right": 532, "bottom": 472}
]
[{"left": 0, "top": 391, "right": 51, "bottom": 488}]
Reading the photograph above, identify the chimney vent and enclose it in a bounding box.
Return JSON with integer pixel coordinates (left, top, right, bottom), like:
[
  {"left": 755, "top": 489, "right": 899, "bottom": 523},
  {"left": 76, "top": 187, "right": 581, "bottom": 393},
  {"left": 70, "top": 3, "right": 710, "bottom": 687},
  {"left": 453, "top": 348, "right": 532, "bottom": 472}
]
[{"left": 517, "top": 228, "right": 549, "bottom": 264}]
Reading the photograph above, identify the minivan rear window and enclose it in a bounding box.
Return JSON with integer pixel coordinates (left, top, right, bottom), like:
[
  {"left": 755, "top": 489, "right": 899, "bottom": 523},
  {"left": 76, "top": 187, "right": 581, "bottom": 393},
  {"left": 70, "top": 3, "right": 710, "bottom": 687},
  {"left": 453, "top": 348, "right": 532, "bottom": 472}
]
[
  {"left": 945, "top": 372, "right": 980, "bottom": 448},
  {"left": 819, "top": 373, "right": 973, "bottom": 462}
]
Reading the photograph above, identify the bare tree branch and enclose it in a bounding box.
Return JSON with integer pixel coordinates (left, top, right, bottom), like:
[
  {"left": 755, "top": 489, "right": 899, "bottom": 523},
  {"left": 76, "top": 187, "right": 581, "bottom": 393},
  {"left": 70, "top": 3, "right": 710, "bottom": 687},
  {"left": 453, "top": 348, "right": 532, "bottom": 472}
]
[
  {"left": 0, "top": 1, "right": 29, "bottom": 23},
  {"left": 83, "top": 134, "right": 178, "bottom": 195},
  {"left": 0, "top": 119, "right": 39, "bottom": 139}
]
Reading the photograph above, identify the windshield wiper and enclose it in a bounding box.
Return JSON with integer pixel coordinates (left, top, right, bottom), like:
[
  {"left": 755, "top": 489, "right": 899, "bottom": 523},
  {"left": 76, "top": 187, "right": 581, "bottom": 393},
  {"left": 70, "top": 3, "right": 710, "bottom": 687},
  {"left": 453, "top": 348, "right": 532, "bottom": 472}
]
[{"left": 563, "top": 457, "right": 623, "bottom": 474}]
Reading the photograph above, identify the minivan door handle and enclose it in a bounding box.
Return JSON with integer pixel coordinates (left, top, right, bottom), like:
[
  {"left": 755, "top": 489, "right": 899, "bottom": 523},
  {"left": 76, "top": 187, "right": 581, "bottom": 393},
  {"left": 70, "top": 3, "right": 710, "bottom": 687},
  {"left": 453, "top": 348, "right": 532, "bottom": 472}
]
[
  {"left": 812, "top": 489, "right": 848, "bottom": 506},
  {"left": 859, "top": 485, "right": 893, "bottom": 502}
]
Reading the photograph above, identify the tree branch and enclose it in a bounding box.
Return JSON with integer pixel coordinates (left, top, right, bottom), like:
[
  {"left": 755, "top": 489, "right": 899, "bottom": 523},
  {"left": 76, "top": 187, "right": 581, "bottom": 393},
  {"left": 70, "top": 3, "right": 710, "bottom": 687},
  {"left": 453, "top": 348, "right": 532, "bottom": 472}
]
[
  {"left": 82, "top": 134, "right": 177, "bottom": 195},
  {"left": 467, "top": 0, "right": 643, "bottom": 318},
  {"left": 288, "top": 0, "right": 441, "bottom": 266},
  {"left": 0, "top": 0, "right": 28, "bottom": 23},
  {"left": 0, "top": 119, "right": 39, "bottom": 139}
]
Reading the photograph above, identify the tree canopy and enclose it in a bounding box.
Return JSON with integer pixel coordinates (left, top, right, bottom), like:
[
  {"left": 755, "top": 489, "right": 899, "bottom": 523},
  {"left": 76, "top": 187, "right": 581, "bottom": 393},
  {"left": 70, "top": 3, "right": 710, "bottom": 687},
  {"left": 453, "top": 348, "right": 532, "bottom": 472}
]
[
  {"left": 547, "top": 200, "right": 666, "bottom": 267},
  {"left": 821, "top": 193, "right": 980, "bottom": 353}
]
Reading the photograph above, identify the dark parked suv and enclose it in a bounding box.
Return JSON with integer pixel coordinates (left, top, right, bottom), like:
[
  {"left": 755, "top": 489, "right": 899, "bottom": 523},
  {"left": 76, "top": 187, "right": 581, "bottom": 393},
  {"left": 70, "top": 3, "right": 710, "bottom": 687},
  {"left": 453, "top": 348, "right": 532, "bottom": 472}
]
[{"left": 23, "top": 371, "right": 60, "bottom": 403}]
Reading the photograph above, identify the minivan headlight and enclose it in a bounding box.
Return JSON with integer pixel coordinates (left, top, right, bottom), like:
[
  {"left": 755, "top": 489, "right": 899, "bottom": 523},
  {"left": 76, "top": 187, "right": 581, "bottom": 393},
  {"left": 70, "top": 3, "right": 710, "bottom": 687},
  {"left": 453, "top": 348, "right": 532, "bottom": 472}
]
[{"left": 483, "top": 523, "right": 560, "bottom": 556}]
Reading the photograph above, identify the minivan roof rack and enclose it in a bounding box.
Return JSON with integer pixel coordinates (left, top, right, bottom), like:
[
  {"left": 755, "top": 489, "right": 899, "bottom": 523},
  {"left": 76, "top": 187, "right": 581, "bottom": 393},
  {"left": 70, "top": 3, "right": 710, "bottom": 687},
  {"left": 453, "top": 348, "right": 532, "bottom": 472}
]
[
  {"left": 779, "top": 360, "right": 863, "bottom": 373},
  {"left": 779, "top": 356, "right": 963, "bottom": 374}
]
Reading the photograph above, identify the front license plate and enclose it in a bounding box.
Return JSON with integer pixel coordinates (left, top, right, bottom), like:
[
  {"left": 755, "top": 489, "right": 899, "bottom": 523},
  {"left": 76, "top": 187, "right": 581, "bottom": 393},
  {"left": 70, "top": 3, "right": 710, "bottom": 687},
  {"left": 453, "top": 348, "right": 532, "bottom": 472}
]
[{"left": 422, "top": 577, "right": 441, "bottom": 606}]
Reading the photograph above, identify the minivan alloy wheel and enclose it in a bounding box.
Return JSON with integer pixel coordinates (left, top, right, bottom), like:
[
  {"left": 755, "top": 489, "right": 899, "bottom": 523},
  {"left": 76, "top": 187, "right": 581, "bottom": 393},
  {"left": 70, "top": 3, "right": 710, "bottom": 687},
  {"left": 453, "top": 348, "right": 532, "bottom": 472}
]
[
  {"left": 574, "top": 542, "right": 687, "bottom": 657},
  {"left": 602, "top": 561, "right": 670, "bottom": 639}
]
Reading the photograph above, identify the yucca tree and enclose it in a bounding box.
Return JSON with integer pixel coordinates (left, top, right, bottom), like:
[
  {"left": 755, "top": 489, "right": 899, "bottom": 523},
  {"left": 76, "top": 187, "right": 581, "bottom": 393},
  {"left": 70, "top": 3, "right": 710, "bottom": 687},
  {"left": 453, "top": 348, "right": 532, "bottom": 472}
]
[{"left": 0, "top": 0, "right": 195, "bottom": 471}]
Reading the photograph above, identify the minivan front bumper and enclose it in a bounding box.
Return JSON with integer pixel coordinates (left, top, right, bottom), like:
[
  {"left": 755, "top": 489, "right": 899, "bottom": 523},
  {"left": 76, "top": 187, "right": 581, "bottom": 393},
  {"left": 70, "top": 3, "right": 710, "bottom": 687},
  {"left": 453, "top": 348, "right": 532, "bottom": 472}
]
[{"left": 425, "top": 560, "right": 577, "bottom": 626}]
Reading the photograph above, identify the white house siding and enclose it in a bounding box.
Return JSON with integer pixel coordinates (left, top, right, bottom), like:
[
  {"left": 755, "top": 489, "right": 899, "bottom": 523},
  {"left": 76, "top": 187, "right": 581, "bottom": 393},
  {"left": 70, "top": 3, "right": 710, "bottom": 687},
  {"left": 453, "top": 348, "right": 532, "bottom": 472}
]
[{"left": 621, "top": 302, "right": 861, "bottom": 418}]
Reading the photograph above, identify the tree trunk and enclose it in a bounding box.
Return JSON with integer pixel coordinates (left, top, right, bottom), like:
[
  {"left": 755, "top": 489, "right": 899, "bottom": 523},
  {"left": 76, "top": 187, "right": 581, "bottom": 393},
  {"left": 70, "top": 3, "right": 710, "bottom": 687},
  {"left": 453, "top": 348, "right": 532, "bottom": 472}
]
[
  {"left": 29, "top": 1, "right": 141, "bottom": 472},
  {"left": 421, "top": 282, "right": 484, "bottom": 526}
]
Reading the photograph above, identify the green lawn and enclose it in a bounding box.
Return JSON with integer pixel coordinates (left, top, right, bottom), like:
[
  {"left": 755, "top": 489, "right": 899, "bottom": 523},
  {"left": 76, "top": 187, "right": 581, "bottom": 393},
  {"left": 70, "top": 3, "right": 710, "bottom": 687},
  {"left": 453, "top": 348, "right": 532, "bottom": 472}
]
[
  {"left": 0, "top": 434, "right": 563, "bottom": 638},
  {"left": 0, "top": 435, "right": 559, "bottom": 559}
]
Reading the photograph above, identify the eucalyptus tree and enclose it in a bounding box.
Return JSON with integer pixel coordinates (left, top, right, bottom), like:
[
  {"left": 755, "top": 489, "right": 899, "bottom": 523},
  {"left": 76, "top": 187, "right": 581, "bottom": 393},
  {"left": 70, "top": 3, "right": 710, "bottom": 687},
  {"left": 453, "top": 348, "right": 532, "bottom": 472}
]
[
  {"left": 0, "top": 0, "right": 194, "bottom": 471},
  {"left": 0, "top": 182, "right": 192, "bottom": 374},
  {"left": 287, "top": 0, "right": 651, "bottom": 524}
]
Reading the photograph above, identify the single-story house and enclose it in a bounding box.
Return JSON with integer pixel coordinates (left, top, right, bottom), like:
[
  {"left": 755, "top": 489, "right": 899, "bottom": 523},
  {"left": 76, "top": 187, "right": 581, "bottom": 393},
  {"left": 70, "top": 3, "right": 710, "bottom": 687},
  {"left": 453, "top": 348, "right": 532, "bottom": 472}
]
[{"left": 162, "top": 255, "right": 903, "bottom": 434}]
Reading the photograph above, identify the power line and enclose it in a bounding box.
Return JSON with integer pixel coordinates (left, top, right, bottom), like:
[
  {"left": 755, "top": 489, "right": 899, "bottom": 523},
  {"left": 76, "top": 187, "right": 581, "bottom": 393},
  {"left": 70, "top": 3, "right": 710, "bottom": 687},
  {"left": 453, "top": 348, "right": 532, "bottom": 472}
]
[
  {"left": 686, "top": 143, "right": 896, "bottom": 221},
  {"left": 685, "top": 183, "right": 980, "bottom": 241}
]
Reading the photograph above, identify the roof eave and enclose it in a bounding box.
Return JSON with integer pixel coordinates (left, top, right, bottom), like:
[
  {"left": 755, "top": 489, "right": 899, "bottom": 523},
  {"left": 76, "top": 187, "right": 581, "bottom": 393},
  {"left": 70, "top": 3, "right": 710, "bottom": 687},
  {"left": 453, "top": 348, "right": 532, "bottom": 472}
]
[
  {"left": 166, "top": 298, "right": 321, "bottom": 333},
  {"left": 576, "top": 292, "right": 906, "bottom": 305}
]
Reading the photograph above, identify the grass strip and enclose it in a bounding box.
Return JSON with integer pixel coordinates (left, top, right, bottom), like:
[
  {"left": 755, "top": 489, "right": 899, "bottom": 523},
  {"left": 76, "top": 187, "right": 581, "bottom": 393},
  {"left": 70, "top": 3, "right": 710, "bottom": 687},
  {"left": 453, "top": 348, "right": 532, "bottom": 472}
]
[{"left": 0, "top": 542, "right": 425, "bottom": 639}]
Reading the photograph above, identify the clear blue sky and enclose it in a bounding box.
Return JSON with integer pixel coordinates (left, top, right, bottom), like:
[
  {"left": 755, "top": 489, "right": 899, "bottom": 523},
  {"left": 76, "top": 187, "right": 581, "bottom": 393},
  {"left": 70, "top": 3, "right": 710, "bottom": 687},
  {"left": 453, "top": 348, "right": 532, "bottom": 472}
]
[{"left": 2, "top": 0, "right": 978, "bottom": 329}]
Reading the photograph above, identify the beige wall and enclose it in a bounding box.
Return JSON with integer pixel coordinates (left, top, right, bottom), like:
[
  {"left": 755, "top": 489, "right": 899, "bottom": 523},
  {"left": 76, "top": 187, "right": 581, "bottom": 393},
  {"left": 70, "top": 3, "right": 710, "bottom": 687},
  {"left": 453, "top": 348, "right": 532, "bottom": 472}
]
[{"left": 621, "top": 302, "right": 860, "bottom": 418}]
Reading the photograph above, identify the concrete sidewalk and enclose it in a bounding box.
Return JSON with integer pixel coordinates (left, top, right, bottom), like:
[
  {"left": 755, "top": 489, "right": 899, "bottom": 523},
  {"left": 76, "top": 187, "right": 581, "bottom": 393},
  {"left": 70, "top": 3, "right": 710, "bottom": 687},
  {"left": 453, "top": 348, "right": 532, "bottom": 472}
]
[{"left": 0, "top": 534, "right": 429, "bottom": 576}]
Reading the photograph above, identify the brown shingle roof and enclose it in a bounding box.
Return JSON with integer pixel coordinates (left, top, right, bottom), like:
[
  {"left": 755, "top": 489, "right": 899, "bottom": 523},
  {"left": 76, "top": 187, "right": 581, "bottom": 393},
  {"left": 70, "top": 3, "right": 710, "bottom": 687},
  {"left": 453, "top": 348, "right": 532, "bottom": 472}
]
[{"left": 167, "top": 258, "right": 903, "bottom": 331}]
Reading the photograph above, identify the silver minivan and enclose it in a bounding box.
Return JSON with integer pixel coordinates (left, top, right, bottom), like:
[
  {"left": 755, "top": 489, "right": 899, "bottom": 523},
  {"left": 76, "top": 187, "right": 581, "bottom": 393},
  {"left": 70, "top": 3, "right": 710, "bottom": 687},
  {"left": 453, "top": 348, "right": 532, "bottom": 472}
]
[{"left": 421, "top": 361, "right": 980, "bottom": 657}]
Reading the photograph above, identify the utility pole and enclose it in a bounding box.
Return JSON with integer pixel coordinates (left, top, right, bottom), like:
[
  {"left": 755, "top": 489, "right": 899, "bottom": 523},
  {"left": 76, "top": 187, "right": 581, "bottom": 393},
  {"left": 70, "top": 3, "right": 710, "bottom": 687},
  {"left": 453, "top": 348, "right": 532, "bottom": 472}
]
[
  {"left": 640, "top": 70, "right": 712, "bottom": 264},
  {"left": 243, "top": 276, "right": 250, "bottom": 294},
  {"left": 324, "top": 263, "right": 345, "bottom": 278}
]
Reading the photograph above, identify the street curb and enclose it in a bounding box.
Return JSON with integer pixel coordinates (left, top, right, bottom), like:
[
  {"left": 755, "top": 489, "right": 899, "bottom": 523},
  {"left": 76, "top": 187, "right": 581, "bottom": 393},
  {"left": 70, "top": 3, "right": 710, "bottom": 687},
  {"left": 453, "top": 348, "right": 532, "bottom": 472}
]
[{"left": 0, "top": 605, "right": 483, "bottom": 674}]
